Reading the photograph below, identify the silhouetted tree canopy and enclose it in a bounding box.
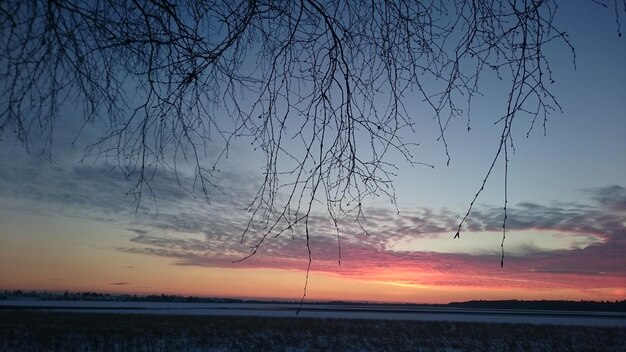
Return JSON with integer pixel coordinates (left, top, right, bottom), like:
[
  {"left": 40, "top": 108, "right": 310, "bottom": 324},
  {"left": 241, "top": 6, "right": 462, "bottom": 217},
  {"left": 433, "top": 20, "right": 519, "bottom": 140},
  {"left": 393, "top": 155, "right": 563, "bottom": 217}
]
[{"left": 1, "top": 0, "right": 623, "bottom": 270}]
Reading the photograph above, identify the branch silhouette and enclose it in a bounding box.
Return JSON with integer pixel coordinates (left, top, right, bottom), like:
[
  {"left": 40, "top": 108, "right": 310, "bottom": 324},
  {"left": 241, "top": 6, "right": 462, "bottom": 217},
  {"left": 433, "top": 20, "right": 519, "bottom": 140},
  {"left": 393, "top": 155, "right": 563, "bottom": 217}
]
[{"left": 2, "top": 0, "right": 621, "bottom": 278}]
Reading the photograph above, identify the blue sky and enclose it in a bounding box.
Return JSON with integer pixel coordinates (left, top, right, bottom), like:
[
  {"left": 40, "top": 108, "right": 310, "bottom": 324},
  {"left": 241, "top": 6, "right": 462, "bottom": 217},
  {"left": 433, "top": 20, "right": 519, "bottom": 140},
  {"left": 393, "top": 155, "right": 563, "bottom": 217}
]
[{"left": 0, "top": 1, "right": 625, "bottom": 302}]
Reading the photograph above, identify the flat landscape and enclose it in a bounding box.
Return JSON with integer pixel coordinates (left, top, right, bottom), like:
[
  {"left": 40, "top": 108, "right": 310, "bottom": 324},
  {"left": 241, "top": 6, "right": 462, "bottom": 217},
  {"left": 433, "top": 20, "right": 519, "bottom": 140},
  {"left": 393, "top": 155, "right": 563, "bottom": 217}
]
[
  {"left": 2, "top": 300, "right": 625, "bottom": 351},
  {"left": 3, "top": 299, "right": 626, "bottom": 326}
]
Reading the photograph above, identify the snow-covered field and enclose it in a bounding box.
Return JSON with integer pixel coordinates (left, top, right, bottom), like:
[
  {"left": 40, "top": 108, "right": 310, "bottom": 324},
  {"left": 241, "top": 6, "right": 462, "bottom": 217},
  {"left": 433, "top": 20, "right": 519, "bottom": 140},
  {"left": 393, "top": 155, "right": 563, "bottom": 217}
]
[
  {"left": 1, "top": 306, "right": 625, "bottom": 352},
  {"left": 2, "top": 299, "right": 625, "bottom": 327}
]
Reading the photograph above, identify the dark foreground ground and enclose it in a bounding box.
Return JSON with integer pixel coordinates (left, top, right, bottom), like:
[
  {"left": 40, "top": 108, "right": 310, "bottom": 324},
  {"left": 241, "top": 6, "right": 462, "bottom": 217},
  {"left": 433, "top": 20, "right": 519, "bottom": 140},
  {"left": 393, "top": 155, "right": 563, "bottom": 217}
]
[{"left": 1, "top": 310, "right": 625, "bottom": 351}]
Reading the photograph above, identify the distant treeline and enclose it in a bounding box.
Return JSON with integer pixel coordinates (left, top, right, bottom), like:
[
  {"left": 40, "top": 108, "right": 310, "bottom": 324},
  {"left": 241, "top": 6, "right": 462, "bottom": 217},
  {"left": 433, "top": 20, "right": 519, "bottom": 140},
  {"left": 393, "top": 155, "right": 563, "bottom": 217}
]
[
  {"left": 1, "top": 290, "right": 245, "bottom": 304},
  {"left": 2, "top": 290, "right": 625, "bottom": 312},
  {"left": 448, "top": 299, "right": 626, "bottom": 312}
]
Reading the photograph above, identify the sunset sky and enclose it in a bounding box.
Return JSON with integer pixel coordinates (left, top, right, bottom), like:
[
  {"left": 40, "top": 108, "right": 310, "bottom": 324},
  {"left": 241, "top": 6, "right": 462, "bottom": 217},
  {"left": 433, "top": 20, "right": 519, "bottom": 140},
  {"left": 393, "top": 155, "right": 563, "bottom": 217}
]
[{"left": 1, "top": 2, "right": 625, "bottom": 304}]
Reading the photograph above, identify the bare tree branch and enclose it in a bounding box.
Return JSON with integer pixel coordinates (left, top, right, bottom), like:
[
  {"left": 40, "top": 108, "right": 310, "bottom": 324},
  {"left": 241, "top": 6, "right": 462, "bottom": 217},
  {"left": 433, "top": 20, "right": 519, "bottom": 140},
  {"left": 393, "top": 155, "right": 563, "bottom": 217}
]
[{"left": 1, "top": 0, "right": 621, "bottom": 273}]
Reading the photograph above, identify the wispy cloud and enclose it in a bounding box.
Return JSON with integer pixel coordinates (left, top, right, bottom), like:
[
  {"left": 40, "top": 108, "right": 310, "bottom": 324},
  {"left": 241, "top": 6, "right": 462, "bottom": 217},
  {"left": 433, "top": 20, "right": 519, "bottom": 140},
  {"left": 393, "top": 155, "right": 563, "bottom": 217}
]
[
  {"left": 113, "top": 185, "right": 626, "bottom": 294},
  {"left": 1, "top": 147, "right": 624, "bottom": 295}
]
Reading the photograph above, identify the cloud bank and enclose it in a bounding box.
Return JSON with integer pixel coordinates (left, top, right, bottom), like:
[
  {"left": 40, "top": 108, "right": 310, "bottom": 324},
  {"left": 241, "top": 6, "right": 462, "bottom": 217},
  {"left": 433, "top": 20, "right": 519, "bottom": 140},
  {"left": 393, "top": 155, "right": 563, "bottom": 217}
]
[{"left": 1, "top": 149, "right": 624, "bottom": 297}]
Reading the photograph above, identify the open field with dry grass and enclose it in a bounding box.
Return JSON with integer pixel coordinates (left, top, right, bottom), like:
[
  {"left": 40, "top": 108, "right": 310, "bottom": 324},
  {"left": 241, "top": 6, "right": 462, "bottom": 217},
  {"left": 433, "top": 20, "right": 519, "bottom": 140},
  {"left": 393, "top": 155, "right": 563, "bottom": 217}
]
[{"left": 1, "top": 310, "right": 625, "bottom": 351}]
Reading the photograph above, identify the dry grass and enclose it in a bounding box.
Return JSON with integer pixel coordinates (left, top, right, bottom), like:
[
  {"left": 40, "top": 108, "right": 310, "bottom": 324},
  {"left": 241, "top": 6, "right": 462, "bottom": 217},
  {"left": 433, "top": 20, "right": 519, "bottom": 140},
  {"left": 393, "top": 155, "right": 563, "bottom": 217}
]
[{"left": 1, "top": 310, "right": 624, "bottom": 351}]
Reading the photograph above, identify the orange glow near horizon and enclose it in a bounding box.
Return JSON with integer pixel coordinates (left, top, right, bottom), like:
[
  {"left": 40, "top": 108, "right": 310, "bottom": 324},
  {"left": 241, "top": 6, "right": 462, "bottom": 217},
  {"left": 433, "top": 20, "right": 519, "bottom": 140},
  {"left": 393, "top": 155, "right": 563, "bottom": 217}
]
[
  {"left": 1, "top": 206, "right": 624, "bottom": 304},
  {"left": 3, "top": 259, "right": 624, "bottom": 303}
]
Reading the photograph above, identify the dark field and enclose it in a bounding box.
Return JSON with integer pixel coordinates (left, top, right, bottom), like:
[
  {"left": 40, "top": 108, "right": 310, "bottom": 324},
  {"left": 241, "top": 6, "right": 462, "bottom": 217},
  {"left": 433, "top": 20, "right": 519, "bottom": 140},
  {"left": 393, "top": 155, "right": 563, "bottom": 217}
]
[{"left": 1, "top": 310, "right": 625, "bottom": 351}]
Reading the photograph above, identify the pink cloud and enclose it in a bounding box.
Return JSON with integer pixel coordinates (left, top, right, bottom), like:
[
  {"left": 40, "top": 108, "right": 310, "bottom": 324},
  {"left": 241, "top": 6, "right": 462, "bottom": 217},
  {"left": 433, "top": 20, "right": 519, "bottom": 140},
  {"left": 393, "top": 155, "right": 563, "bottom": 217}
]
[{"left": 118, "top": 185, "right": 626, "bottom": 298}]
